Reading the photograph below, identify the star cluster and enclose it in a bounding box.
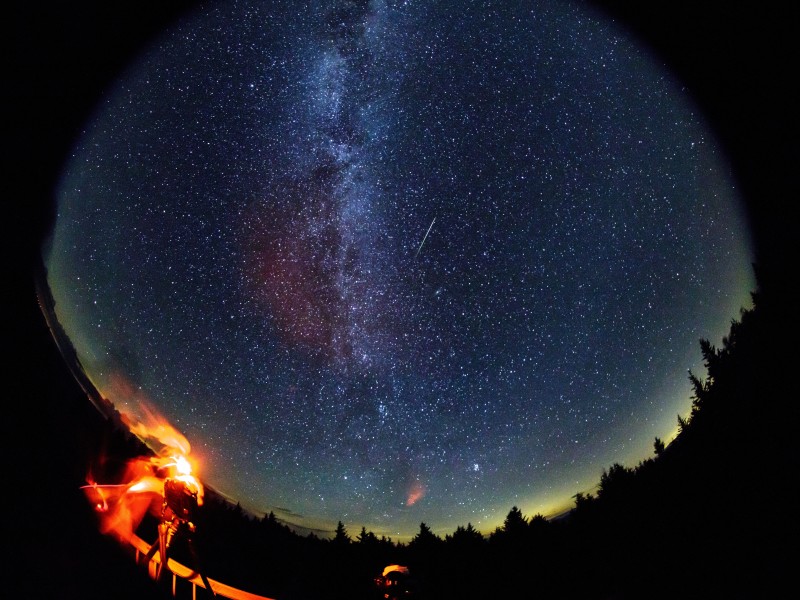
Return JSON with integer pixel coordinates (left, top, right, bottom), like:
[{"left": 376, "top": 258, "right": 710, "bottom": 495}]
[{"left": 46, "top": 0, "right": 753, "bottom": 538}]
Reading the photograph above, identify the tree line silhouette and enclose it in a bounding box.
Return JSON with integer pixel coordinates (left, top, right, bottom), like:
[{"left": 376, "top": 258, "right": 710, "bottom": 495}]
[{"left": 40, "top": 262, "right": 795, "bottom": 599}]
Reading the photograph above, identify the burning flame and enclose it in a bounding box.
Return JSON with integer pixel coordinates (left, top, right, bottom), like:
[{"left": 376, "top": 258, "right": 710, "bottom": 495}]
[
  {"left": 382, "top": 564, "right": 409, "bottom": 577},
  {"left": 82, "top": 399, "right": 204, "bottom": 544}
]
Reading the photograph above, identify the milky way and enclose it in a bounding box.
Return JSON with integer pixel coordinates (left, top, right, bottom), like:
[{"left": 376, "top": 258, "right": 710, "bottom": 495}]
[{"left": 46, "top": 0, "right": 753, "bottom": 538}]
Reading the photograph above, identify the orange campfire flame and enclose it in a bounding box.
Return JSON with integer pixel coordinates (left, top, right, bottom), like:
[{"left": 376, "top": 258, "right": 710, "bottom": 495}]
[{"left": 82, "top": 402, "right": 204, "bottom": 545}]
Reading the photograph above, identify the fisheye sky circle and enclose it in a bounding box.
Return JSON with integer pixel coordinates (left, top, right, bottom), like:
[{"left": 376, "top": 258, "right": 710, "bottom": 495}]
[{"left": 46, "top": 0, "right": 753, "bottom": 539}]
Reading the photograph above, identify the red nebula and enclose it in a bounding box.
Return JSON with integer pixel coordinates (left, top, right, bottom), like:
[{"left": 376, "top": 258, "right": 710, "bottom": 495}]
[{"left": 406, "top": 480, "right": 426, "bottom": 506}]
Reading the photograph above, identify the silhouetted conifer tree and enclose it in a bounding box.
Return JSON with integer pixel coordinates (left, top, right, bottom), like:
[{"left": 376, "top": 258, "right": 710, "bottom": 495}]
[
  {"left": 598, "top": 463, "right": 632, "bottom": 498},
  {"left": 333, "top": 520, "right": 351, "bottom": 545},
  {"left": 677, "top": 412, "right": 690, "bottom": 433},
  {"left": 447, "top": 522, "right": 484, "bottom": 547},
  {"left": 573, "top": 491, "right": 595, "bottom": 512},
  {"left": 409, "top": 522, "right": 441, "bottom": 550},
  {"left": 503, "top": 506, "right": 528, "bottom": 534},
  {"left": 356, "top": 525, "right": 378, "bottom": 546},
  {"left": 528, "top": 513, "right": 548, "bottom": 533}
]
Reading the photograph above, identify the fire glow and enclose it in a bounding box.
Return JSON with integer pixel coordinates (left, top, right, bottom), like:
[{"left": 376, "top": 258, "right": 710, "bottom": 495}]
[
  {"left": 78, "top": 401, "right": 282, "bottom": 599},
  {"left": 82, "top": 406, "right": 203, "bottom": 545}
]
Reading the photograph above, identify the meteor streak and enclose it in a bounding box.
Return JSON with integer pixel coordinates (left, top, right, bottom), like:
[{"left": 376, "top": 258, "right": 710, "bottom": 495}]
[{"left": 415, "top": 217, "right": 436, "bottom": 258}]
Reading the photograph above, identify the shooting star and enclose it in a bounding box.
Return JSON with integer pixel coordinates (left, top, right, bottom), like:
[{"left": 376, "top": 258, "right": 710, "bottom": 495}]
[{"left": 415, "top": 217, "right": 436, "bottom": 258}]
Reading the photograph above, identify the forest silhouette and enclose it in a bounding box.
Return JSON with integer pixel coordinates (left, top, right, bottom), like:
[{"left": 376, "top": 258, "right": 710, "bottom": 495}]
[{"left": 20, "top": 262, "right": 794, "bottom": 600}]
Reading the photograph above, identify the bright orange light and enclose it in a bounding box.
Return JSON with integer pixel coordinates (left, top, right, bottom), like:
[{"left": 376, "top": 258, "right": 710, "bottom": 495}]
[
  {"left": 382, "top": 564, "right": 409, "bottom": 577},
  {"left": 81, "top": 401, "right": 204, "bottom": 542},
  {"left": 172, "top": 454, "right": 193, "bottom": 477}
]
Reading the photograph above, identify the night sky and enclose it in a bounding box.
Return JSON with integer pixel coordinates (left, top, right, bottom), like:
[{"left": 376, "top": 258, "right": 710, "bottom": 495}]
[{"left": 44, "top": 0, "right": 754, "bottom": 539}]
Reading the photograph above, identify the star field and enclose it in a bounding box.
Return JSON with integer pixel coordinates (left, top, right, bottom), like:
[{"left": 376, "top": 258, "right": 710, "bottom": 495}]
[{"left": 46, "top": 0, "right": 753, "bottom": 539}]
